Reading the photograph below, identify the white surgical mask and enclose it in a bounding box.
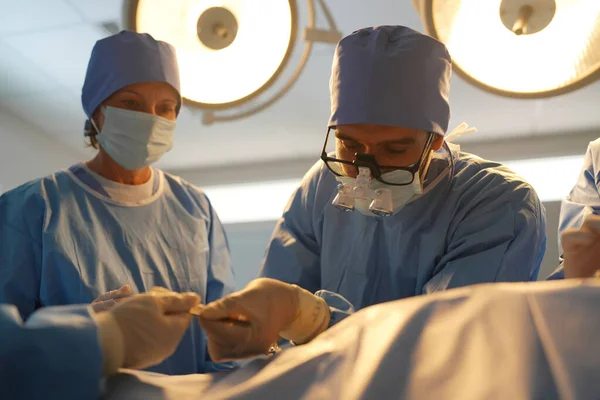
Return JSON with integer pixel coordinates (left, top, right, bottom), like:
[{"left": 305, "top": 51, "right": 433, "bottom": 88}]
[
  {"left": 335, "top": 170, "right": 423, "bottom": 217},
  {"left": 91, "top": 106, "right": 176, "bottom": 171}
]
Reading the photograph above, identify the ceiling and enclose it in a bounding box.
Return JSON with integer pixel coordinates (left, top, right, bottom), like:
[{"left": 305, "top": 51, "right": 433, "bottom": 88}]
[{"left": 1, "top": 0, "right": 599, "bottom": 171}]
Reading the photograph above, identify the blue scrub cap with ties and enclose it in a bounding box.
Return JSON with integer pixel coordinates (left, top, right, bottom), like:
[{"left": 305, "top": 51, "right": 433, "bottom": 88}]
[
  {"left": 81, "top": 30, "right": 181, "bottom": 131},
  {"left": 328, "top": 25, "right": 452, "bottom": 136}
]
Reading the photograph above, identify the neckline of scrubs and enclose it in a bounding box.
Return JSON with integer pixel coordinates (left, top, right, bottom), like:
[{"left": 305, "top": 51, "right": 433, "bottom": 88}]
[{"left": 66, "top": 163, "right": 165, "bottom": 207}]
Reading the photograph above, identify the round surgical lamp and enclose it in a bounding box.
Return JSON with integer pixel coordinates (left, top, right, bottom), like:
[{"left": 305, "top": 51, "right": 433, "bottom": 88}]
[
  {"left": 123, "top": 0, "right": 341, "bottom": 124},
  {"left": 413, "top": 0, "right": 600, "bottom": 98}
]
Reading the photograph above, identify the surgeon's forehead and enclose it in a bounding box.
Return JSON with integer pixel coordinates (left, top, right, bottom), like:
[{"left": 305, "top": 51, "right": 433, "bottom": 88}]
[
  {"left": 110, "top": 82, "right": 178, "bottom": 98},
  {"left": 335, "top": 124, "right": 425, "bottom": 142}
]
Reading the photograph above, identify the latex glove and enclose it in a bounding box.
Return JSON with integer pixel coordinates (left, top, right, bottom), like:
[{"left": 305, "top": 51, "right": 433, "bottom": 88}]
[
  {"left": 95, "top": 289, "right": 200, "bottom": 375},
  {"left": 197, "top": 278, "right": 330, "bottom": 362},
  {"left": 92, "top": 285, "right": 132, "bottom": 312},
  {"left": 562, "top": 214, "right": 600, "bottom": 279}
]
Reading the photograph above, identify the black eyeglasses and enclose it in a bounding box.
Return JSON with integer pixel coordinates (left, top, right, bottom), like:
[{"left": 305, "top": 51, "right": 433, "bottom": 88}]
[{"left": 320, "top": 127, "right": 435, "bottom": 186}]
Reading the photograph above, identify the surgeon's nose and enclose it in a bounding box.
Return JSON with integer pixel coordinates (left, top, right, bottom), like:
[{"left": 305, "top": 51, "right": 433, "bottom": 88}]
[
  {"left": 140, "top": 104, "right": 157, "bottom": 116},
  {"left": 344, "top": 165, "right": 375, "bottom": 180}
]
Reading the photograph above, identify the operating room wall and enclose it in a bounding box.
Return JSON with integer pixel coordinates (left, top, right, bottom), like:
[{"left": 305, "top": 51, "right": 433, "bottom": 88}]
[
  {"left": 0, "top": 108, "right": 83, "bottom": 194},
  {"left": 223, "top": 201, "right": 561, "bottom": 289}
]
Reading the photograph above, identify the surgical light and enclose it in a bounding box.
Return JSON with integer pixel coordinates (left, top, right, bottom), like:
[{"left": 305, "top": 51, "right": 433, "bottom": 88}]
[
  {"left": 413, "top": 0, "right": 600, "bottom": 98},
  {"left": 123, "top": 0, "right": 341, "bottom": 124}
]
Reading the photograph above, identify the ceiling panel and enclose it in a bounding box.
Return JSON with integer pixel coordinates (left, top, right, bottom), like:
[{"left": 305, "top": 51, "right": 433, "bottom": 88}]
[
  {"left": 534, "top": 82, "right": 600, "bottom": 134},
  {"left": 447, "top": 78, "right": 539, "bottom": 142},
  {"left": 452, "top": 79, "right": 600, "bottom": 143},
  {"left": 0, "top": 40, "right": 63, "bottom": 98},
  {"left": 328, "top": 0, "right": 424, "bottom": 33},
  {"left": 65, "top": 0, "right": 124, "bottom": 24},
  {"left": 3, "top": 24, "right": 107, "bottom": 91},
  {"left": 0, "top": 0, "right": 82, "bottom": 36}
]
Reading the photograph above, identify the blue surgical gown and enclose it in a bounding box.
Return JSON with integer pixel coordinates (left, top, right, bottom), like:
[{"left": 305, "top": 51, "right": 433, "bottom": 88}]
[
  {"left": 0, "top": 166, "right": 237, "bottom": 374},
  {"left": 0, "top": 304, "right": 102, "bottom": 400},
  {"left": 260, "top": 144, "right": 547, "bottom": 325},
  {"left": 549, "top": 138, "right": 600, "bottom": 280}
]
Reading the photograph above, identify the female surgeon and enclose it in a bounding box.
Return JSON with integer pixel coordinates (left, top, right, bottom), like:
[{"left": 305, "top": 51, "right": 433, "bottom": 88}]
[{"left": 0, "top": 31, "right": 236, "bottom": 374}]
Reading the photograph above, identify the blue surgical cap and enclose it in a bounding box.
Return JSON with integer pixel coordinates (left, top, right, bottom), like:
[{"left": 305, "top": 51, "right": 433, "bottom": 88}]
[
  {"left": 328, "top": 26, "right": 452, "bottom": 136},
  {"left": 81, "top": 30, "right": 181, "bottom": 120}
]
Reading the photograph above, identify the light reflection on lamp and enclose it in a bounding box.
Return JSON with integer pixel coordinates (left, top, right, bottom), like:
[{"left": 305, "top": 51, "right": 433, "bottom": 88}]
[
  {"left": 131, "top": 0, "right": 294, "bottom": 107},
  {"left": 414, "top": 0, "right": 600, "bottom": 98}
]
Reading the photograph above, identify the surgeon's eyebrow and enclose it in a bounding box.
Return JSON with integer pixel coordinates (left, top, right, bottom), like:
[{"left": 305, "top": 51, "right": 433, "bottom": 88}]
[
  {"left": 335, "top": 132, "right": 358, "bottom": 141},
  {"left": 117, "top": 90, "right": 177, "bottom": 104},
  {"left": 335, "top": 131, "right": 417, "bottom": 145},
  {"left": 381, "top": 138, "right": 416, "bottom": 145},
  {"left": 337, "top": 134, "right": 416, "bottom": 144},
  {"left": 118, "top": 90, "right": 142, "bottom": 97}
]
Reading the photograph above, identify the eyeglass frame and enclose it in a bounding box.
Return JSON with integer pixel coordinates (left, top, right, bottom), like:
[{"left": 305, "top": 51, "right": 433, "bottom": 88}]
[{"left": 320, "top": 127, "right": 436, "bottom": 186}]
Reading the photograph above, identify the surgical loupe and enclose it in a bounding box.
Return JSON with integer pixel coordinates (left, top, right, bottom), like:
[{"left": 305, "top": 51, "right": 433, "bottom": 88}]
[{"left": 332, "top": 166, "right": 394, "bottom": 216}]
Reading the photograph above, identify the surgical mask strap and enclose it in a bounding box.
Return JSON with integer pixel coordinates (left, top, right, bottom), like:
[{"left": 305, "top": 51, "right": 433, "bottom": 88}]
[
  {"left": 445, "top": 141, "right": 456, "bottom": 184},
  {"left": 443, "top": 122, "right": 476, "bottom": 187},
  {"left": 445, "top": 122, "right": 477, "bottom": 143},
  {"left": 88, "top": 106, "right": 107, "bottom": 136},
  {"left": 416, "top": 132, "right": 437, "bottom": 185}
]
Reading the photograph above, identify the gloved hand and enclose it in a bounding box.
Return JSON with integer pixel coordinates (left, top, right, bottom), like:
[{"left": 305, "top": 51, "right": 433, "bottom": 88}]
[
  {"left": 95, "top": 289, "right": 200, "bottom": 375},
  {"left": 92, "top": 285, "right": 132, "bottom": 312},
  {"left": 197, "top": 278, "right": 330, "bottom": 362},
  {"left": 562, "top": 214, "right": 600, "bottom": 278}
]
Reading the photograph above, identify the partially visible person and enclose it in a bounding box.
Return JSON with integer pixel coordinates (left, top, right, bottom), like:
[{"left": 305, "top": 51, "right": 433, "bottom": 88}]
[
  {"left": 1, "top": 290, "right": 200, "bottom": 400},
  {"left": 561, "top": 214, "right": 600, "bottom": 279},
  {"left": 549, "top": 138, "right": 600, "bottom": 279},
  {"left": 0, "top": 31, "right": 236, "bottom": 374}
]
